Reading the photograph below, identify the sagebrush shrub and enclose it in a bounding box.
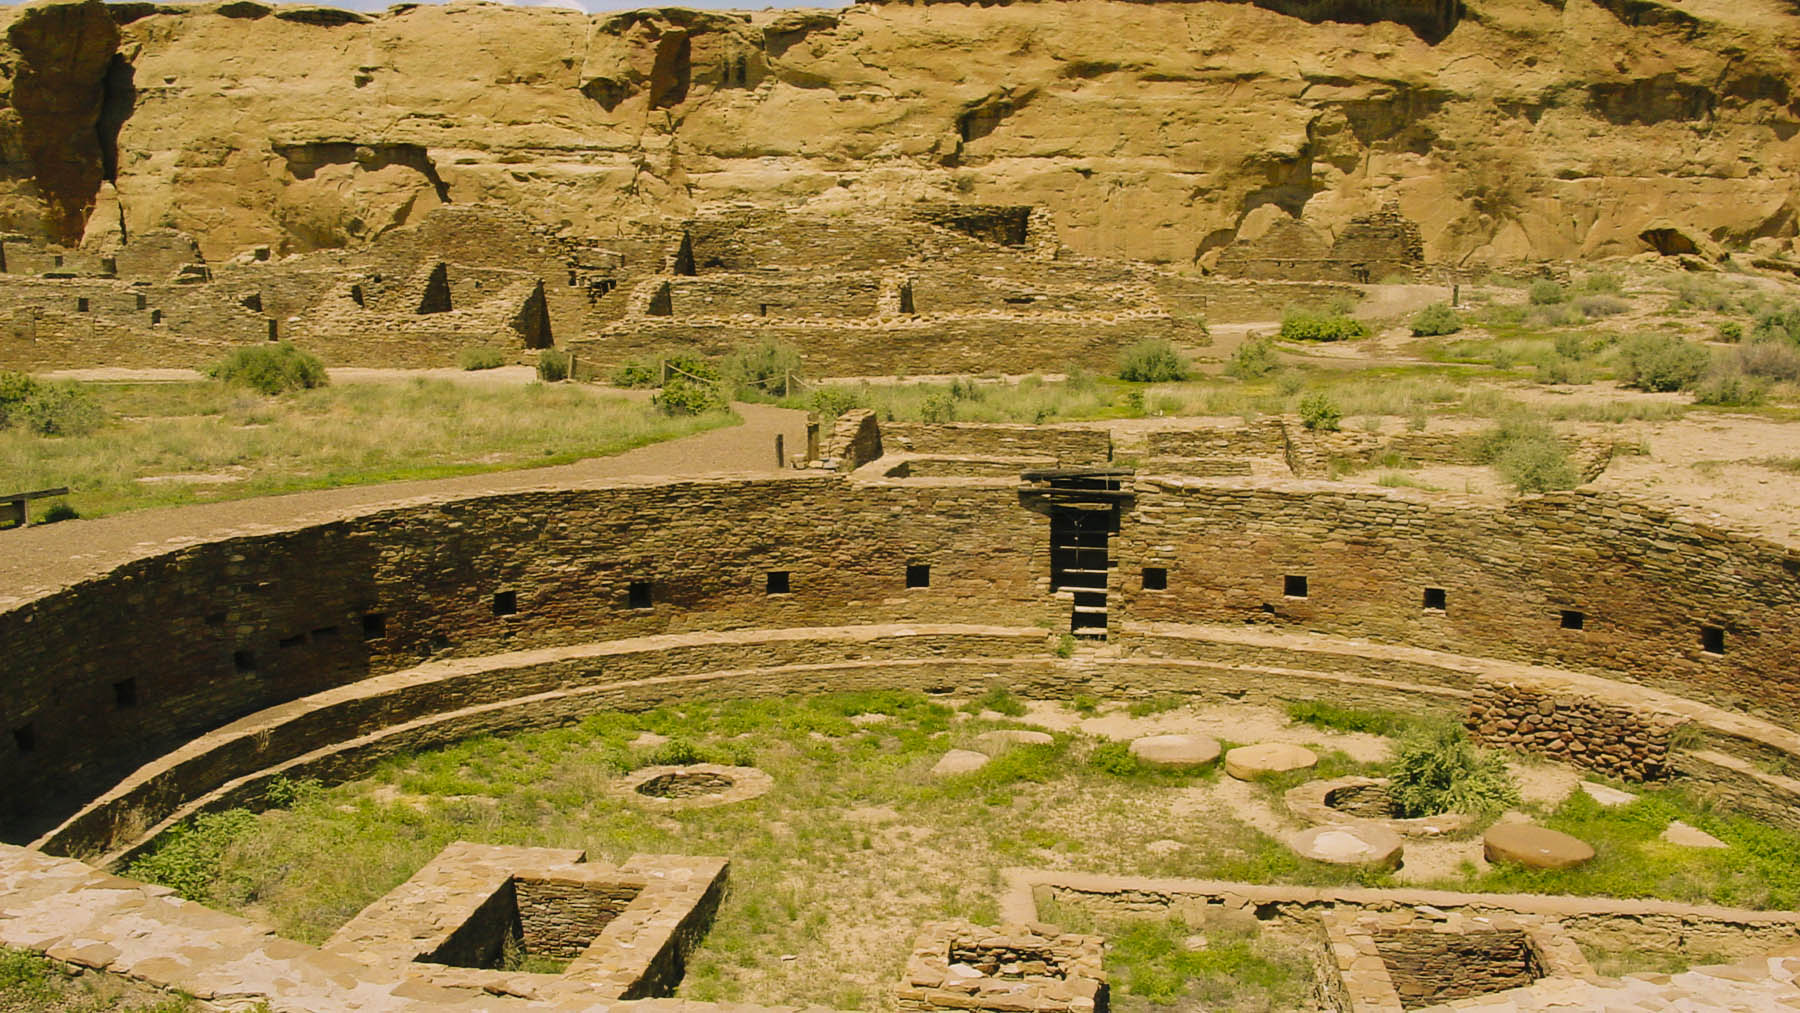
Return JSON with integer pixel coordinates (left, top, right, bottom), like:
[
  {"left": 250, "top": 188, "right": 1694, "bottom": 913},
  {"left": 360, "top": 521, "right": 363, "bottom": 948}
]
[
  {"left": 210, "top": 342, "right": 328, "bottom": 395},
  {"left": 1410, "top": 303, "right": 1462, "bottom": 337},
  {"left": 536, "top": 348, "right": 570, "bottom": 381},
  {"left": 1528, "top": 279, "right": 1567, "bottom": 305},
  {"left": 653, "top": 376, "right": 727, "bottom": 416},
  {"left": 458, "top": 346, "right": 506, "bottom": 371},
  {"left": 1298, "top": 392, "right": 1341, "bottom": 432},
  {"left": 1225, "top": 335, "right": 1281, "bottom": 379},
  {"left": 1280, "top": 309, "right": 1370, "bottom": 342},
  {"left": 1117, "top": 339, "right": 1187, "bottom": 382},
  {"left": 1617, "top": 334, "right": 1709, "bottom": 392}
]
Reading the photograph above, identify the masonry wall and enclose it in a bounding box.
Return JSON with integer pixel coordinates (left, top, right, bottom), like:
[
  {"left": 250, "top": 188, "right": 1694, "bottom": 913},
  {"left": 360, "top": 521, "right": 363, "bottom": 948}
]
[
  {"left": 5, "top": 473, "right": 1800, "bottom": 845},
  {"left": 0, "top": 475, "right": 1052, "bottom": 838},
  {"left": 1115, "top": 480, "right": 1800, "bottom": 725}
]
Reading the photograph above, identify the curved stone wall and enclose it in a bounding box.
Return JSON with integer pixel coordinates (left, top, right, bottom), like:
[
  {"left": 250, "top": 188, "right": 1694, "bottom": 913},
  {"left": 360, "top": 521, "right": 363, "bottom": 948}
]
[{"left": 4, "top": 471, "right": 1799, "bottom": 843}]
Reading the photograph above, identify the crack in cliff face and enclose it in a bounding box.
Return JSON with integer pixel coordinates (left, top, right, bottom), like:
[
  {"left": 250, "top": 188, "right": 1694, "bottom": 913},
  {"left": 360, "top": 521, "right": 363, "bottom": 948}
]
[{"left": 3, "top": 0, "right": 120, "bottom": 244}]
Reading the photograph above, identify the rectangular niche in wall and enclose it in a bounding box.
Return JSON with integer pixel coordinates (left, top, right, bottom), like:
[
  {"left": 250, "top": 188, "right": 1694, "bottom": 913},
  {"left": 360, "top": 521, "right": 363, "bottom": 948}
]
[
  {"left": 1141, "top": 567, "right": 1167, "bottom": 590},
  {"left": 493, "top": 591, "right": 518, "bottom": 616},
  {"left": 1560, "top": 610, "right": 1585, "bottom": 631},
  {"left": 629, "top": 581, "right": 653, "bottom": 609},
  {"left": 1284, "top": 575, "right": 1309, "bottom": 598},
  {"left": 1701, "top": 625, "right": 1725, "bottom": 655},
  {"left": 233, "top": 649, "right": 256, "bottom": 672},
  {"left": 363, "top": 612, "right": 387, "bottom": 638},
  {"left": 113, "top": 678, "right": 137, "bottom": 709},
  {"left": 1423, "top": 587, "right": 1448, "bottom": 611},
  {"left": 12, "top": 724, "right": 34, "bottom": 753},
  {"left": 906, "top": 564, "right": 930, "bottom": 588},
  {"left": 765, "top": 571, "right": 790, "bottom": 595}
]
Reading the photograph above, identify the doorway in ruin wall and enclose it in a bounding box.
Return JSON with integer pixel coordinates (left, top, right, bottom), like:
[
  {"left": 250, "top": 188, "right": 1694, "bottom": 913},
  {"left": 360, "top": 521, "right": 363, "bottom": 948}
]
[{"left": 1020, "top": 470, "right": 1131, "bottom": 641}]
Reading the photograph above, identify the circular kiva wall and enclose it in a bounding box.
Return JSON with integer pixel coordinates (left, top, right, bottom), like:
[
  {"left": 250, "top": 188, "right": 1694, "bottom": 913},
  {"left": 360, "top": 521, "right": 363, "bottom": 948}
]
[{"left": 3, "top": 471, "right": 1799, "bottom": 854}]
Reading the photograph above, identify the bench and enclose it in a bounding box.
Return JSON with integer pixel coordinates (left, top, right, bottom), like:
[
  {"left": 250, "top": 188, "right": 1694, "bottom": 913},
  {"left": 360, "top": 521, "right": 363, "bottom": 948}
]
[{"left": 0, "top": 487, "right": 70, "bottom": 529}]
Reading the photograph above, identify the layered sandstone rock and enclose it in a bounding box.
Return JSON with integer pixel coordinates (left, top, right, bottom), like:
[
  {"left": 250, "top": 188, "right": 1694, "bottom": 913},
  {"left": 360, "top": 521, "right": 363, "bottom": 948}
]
[{"left": 0, "top": 0, "right": 1792, "bottom": 268}]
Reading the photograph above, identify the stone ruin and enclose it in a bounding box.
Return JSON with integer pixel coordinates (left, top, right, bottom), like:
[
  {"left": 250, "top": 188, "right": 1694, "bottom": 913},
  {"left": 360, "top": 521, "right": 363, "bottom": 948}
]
[
  {"left": 1213, "top": 203, "right": 1427, "bottom": 283},
  {"left": 897, "top": 921, "right": 1108, "bottom": 1013}
]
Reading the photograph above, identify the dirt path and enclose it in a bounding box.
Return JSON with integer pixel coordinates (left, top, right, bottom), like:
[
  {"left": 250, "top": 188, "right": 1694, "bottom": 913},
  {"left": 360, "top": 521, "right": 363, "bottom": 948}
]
[{"left": 0, "top": 400, "right": 811, "bottom": 602}]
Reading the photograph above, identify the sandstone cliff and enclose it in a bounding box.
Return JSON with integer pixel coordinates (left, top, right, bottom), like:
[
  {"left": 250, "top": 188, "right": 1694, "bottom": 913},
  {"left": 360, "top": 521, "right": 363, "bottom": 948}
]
[{"left": 0, "top": 0, "right": 1795, "bottom": 268}]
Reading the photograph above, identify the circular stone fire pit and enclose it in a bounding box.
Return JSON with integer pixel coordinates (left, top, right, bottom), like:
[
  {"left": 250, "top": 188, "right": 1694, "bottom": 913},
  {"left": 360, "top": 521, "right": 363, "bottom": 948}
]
[
  {"left": 619, "top": 763, "right": 773, "bottom": 809},
  {"left": 1284, "top": 776, "right": 1473, "bottom": 837}
]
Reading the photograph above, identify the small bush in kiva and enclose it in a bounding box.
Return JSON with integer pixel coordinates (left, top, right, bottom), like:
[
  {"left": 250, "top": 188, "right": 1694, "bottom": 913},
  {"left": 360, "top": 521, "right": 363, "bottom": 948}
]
[{"left": 1387, "top": 722, "right": 1518, "bottom": 818}]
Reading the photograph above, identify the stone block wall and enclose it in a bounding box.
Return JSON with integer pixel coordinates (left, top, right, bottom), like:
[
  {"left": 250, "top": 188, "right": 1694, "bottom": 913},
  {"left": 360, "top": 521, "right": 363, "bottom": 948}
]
[
  {"left": 882, "top": 422, "right": 1112, "bottom": 464},
  {"left": 1467, "top": 682, "right": 1679, "bottom": 782},
  {"left": 0, "top": 475, "right": 1056, "bottom": 837},
  {"left": 515, "top": 878, "right": 644, "bottom": 958},
  {"left": 1115, "top": 480, "right": 1800, "bottom": 725},
  {"left": 898, "top": 921, "right": 1106, "bottom": 1013}
]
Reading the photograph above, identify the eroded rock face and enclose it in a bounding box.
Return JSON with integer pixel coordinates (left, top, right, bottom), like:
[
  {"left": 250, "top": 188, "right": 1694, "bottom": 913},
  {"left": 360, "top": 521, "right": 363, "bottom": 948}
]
[{"left": 0, "top": 0, "right": 1794, "bottom": 266}]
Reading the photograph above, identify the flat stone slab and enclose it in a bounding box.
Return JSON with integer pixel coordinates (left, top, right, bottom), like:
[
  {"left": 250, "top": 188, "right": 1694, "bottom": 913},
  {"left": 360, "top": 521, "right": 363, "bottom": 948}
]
[
  {"left": 1662, "top": 820, "right": 1729, "bottom": 849},
  {"left": 1290, "top": 825, "right": 1403, "bottom": 870},
  {"left": 1128, "top": 733, "right": 1221, "bottom": 768},
  {"left": 1483, "top": 823, "right": 1595, "bottom": 870},
  {"left": 1579, "top": 781, "right": 1639, "bottom": 807},
  {"left": 1224, "top": 742, "right": 1317, "bottom": 780},
  {"left": 975, "top": 729, "right": 1054, "bottom": 751},
  {"left": 931, "top": 749, "right": 990, "bottom": 777}
]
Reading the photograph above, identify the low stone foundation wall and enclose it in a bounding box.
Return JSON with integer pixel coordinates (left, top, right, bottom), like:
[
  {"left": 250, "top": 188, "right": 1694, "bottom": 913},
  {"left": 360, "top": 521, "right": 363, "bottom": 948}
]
[
  {"left": 898, "top": 920, "right": 1107, "bottom": 1013},
  {"left": 1467, "top": 681, "right": 1679, "bottom": 782}
]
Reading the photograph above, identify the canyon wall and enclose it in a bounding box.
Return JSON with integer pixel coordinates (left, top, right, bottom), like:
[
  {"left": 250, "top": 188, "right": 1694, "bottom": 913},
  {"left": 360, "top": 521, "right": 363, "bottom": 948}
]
[{"left": 0, "top": 0, "right": 1793, "bottom": 268}]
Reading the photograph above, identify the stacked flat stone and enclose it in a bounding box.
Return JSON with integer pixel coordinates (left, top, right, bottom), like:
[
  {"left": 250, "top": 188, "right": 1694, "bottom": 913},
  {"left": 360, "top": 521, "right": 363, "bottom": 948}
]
[{"left": 1467, "top": 682, "right": 1679, "bottom": 782}]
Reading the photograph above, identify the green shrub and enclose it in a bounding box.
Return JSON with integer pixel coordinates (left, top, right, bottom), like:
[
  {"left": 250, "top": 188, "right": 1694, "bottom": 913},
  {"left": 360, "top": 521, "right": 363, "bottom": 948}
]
[
  {"left": 1580, "top": 271, "right": 1623, "bottom": 294},
  {"left": 610, "top": 358, "right": 661, "bottom": 388},
  {"left": 1285, "top": 701, "right": 1414, "bottom": 737},
  {"left": 1716, "top": 321, "right": 1744, "bottom": 343},
  {"left": 1691, "top": 368, "right": 1767, "bottom": 408},
  {"left": 1280, "top": 308, "right": 1370, "bottom": 342},
  {"left": 1386, "top": 723, "right": 1518, "bottom": 818},
  {"left": 1528, "top": 279, "right": 1567, "bottom": 305},
  {"left": 663, "top": 353, "right": 719, "bottom": 383},
  {"left": 1552, "top": 333, "right": 1589, "bottom": 360},
  {"left": 920, "top": 391, "right": 957, "bottom": 423},
  {"left": 210, "top": 342, "right": 328, "bottom": 395},
  {"left": 965, "top": 686, "right": 1028, "bottom": 717},
  {"left": 1297, "top": 392, "right": 1341, "bottom": 432},
  {"left": 1617, "top": 334, "right": 1710, "bottom": 392},
  {"left": 1470, "top": 419, "right": 1579, "bottom": 492},
  {"left": 125, "top": 808, "right": 261, "bottom": 900},
  {"left": 1574, "top": 294, "right": 1629, "bottom": 318},
  {"left": 1540, "top": 357, "right": 1593, "bottom": 385},
  {"left": 536, "top": 348, "right": 570, "bottom": 382},
  {"left": 1751, "top": 304, "right": 1800, "bottom": 344},
  {"left": 653, "top": 376, "right": 727, "bottom": 416},
  {"left": 1736, "top": 340, "right": 1800, "bottom": 382},
  {"left": 1117, "top": 339, "right": 1188, "bottom": 382},
  {"left": 724, "top": 339, "right": 805, "bottom": 398},
  {"left": 457, "top": 346, "right": 506, "bottom": 371},
  {"left": 1409, "top": 303, "right": 1462, "bottom": 337},
  {"left": 1087, "top": 741, "right": 1142, "bottom": 778},
  {"left": 0, "top": 378, "right": 102, "bottom": 436},
  {"left": 1225, "top": 336, "right": 1281, "bottom": 379},
  {"left": 805, "top": 386, "right": 864, "bottom": 419}
]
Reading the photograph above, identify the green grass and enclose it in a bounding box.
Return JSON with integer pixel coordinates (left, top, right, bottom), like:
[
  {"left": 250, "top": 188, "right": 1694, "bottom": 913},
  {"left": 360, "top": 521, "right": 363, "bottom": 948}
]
[
  {"left": 122, "top": 691, "right": 1800, "bottom": 1009},
  {"left": 1035, "top": 902, "right": 1316, "bottom": 1013},
  {"left": 131, "top": 691, "right": 1369, "bottom": 1009},
  {"left": 0, "top": 379, "right": 732, "bottom": 518},
  {"left": 1466, "top": 787, "right": 1800, "bottom": 910},
  {"left": 0, "top": 947, "right": 196, "bottom": 1013}
]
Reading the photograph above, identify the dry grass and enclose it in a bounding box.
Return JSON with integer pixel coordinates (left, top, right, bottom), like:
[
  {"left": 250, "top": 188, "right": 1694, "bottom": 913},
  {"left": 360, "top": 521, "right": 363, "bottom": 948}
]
[{"left": 0, "top": 379, "right": 730, "bottom": 518}]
